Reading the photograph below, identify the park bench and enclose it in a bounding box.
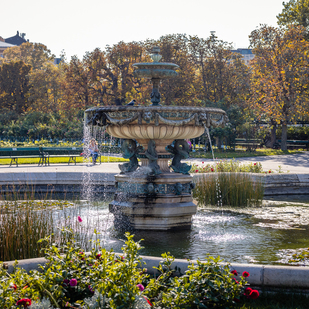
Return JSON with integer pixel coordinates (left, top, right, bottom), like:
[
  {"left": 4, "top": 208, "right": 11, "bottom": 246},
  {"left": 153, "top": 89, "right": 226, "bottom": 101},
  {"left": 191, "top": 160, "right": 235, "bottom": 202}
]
[
  {"left": 277, "top": 140, "right": 309, "bottom": 150},
  {"left": 41, "top": 147, "right": 85, "bottom": 165},
  {"left": 235, "top": 138, "right": 262, "bottom": 151},
  {"left": 0, "top": 147, "right": 44, "bottom": 166}
]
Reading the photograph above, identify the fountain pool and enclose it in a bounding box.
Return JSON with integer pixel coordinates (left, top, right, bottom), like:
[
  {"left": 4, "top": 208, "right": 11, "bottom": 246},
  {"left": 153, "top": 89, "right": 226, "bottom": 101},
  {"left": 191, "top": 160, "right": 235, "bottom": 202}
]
[{"left": 68, "top": 199, "right": 309, "bottom": 266}]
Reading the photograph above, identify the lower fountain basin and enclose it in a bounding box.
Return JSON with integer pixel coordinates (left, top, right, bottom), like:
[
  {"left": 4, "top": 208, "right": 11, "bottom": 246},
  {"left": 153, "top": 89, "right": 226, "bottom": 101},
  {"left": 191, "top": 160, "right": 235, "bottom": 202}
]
[{"left": 110, "top": 172, "right": 196, "bottom": 230}]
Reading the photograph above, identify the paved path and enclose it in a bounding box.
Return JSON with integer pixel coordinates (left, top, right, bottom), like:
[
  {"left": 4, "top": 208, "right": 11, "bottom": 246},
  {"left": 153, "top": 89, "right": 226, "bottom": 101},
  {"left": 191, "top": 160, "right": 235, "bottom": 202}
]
[{"left": 0, "top": 152, "right": 308, "bottom": 175}]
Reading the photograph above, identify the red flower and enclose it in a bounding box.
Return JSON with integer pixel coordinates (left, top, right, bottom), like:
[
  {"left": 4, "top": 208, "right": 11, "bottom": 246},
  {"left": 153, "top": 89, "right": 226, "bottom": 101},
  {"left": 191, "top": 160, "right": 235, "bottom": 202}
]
[
  {"left": 269, "top": 170, "right": 271, "bottom": 173},
  {"left": 232, "top": 278, "right": 239, "bottom": 284},
  {"left": 16, "top": 298, "right": 32, "bottom": 307},
  {"left": 143, "top": 296, "right": 153, "bottom": 306},
  {"left": 202, "top": 161, "right": 204, "bottom": 164},
  {"left": 249, "top": 289, "right": 259, "bottom": 299},
  {"left": 254, "top": 163, "right": 256, "bottom": 165},
  {"left": 244, "top": 287, "right": 252, "bottom": 296},
  {"left": 96, "top": 254, "right": 102, "bottom": 259},
  {"left": 195, "top": 169, "right": 199, "bottom": 173},
  {"left": 231, "top": 270, "right": 238, "bottom": 276},
  {"left": 242, "top": 271, "right": 250, "bottom": 278},
  {"left": 10, "top": 283, "right": 17, "bottom": 290},
  {"left": 211, "top": 168, "right": 214, "bottom": 172}
]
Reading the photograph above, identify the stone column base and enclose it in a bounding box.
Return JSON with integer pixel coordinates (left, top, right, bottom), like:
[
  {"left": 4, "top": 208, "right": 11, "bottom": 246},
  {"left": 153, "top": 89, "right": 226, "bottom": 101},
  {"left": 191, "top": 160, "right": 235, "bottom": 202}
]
[{"left": 109, "top": 172, "right": 197, "bottom": 230}]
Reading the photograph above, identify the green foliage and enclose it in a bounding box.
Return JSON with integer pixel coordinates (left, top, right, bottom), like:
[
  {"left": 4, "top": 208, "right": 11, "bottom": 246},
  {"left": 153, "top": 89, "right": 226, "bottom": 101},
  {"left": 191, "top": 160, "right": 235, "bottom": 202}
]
[
  {"left": 193, "top": 172, "right": 264, "bottom": 207},
  {"left": 0, "top": 232, "right": 147, "bottom": 308},
  {"left": 277, "top": 0, "right": 309, "bottom": 35},
  {"left": 144, "top": 253, "right": 249, "bottom": 309}
]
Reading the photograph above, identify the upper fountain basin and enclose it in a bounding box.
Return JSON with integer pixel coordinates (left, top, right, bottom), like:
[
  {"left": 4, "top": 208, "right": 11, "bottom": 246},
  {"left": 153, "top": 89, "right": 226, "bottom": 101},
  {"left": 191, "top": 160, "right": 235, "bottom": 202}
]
[{"left": 133, "top": 62, "right": 179, "bottom": 79}]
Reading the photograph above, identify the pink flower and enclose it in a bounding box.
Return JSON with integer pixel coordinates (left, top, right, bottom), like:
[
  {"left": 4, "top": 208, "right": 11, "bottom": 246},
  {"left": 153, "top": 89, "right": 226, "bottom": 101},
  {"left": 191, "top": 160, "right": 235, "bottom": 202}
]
[
  {"left": 242, "top": 271, "right": 250, "bottom": 278},
  {"left": 137, "top": 284, "right": 144, "bottom": 291},
  {"left": 77, "top": 216, "right": 82, "bottom": 222},
  {"left": 254, "top": 163, "right": 256, "bottom": 166},
  {"left": 202, "top": 162, "right": 204, "bottom": 164},
  {"left": 69, "top": 279, "right": 78, "bottom": 287}
]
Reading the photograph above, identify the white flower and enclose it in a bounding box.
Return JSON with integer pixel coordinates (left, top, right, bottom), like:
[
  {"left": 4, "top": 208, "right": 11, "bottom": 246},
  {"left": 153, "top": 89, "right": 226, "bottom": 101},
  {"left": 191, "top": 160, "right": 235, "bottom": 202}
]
[{"left": 29, "top": 297, "right": 53, "bottom": 309}]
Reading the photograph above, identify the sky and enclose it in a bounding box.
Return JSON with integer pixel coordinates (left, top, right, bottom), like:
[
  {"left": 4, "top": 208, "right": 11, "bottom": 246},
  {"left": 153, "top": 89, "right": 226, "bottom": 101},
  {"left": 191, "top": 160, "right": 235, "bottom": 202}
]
[{"left": 1, "top": 0, "right": 285, "bottom": 60}]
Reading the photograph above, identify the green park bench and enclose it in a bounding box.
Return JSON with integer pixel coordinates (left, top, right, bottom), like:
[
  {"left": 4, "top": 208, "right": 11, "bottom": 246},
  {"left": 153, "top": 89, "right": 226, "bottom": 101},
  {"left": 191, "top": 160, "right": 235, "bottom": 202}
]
[
  {"left": 235, "top": 138, "right": 262, "bottom": 151},
  {"left": 41, "top": 147, "right": 85, "bottom": 165},
  {"left": 277, "top": 140, "right": 309, "bottom": 150},
  {"left": 0, "top": 147, "right": 44, "bottom": 166}
]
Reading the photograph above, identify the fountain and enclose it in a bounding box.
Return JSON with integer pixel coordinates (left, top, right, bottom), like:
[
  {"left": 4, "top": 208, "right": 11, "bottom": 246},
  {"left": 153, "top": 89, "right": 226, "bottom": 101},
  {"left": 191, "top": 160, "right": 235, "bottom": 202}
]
[{"left": 85, "top": 47, "right": 228, "bottom": 230}]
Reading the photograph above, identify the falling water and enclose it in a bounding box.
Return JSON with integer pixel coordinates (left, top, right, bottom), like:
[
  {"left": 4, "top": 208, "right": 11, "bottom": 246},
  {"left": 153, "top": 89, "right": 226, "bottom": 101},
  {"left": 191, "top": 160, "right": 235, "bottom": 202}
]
[
  {"left": 204, "top": 126, "right": 215, "bottom": 161},
  {"left": 204, "top": 125, "right": 222, "bottom": 207}
]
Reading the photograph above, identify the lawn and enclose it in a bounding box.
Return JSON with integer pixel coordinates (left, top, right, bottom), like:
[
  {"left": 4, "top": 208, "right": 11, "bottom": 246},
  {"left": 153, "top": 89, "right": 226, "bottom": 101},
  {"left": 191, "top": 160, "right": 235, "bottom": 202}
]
[
  {"left": 0, "top": 156, "right": 128, "bottom": 165},
  {"left": 190, "top": 148, "right": 306, "bottom": 159}
]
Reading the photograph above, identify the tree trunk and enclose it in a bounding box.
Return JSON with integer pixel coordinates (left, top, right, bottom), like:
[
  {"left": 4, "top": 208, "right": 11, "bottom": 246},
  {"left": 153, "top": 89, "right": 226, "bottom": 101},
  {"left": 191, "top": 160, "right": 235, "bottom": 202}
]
[
  {"left": 281, "top": 123, "right": 288, "bottom": 151},
  {"left": 270, "top": 123, "right": 277, "bottom": 148}
]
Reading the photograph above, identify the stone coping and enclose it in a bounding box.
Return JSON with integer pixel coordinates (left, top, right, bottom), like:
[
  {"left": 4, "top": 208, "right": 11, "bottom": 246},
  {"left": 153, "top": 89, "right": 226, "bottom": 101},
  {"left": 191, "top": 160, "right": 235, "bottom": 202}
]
[
  {"left": 3, "top": 255, "right": 309, "bottom": 289},
  {"left": 0, "top": 171, "right": 309, "bottom": 196}
]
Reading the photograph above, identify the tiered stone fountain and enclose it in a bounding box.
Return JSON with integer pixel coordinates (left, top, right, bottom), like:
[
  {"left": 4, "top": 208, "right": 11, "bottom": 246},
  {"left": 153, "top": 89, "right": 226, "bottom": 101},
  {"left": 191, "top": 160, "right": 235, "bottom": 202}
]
[{"left": 85, "top": 47, "right": 228, "bottom": 230}]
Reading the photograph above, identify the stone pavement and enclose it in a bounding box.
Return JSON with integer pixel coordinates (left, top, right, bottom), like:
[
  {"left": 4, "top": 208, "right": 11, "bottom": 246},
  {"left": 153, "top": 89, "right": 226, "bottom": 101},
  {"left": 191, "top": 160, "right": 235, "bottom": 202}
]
[{"left": 0, "top": 152, "right": 308, "bottom": 176}]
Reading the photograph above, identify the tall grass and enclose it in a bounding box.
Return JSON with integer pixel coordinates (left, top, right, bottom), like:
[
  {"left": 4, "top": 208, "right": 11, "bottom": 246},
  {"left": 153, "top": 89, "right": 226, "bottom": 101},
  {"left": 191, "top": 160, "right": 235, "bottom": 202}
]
[
  {"left": 193, "top": 173, "right": 264, "bottom": 207},
  {"left": 0, "top": 190, "right": 110, "bottom": 261}
]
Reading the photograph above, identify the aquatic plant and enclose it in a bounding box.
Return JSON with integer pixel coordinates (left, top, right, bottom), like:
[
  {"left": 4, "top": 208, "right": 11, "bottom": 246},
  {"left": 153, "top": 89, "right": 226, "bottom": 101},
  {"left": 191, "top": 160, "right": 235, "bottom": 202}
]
[{"left": 193, "top": 172, "right": 264, "bottom": 207}]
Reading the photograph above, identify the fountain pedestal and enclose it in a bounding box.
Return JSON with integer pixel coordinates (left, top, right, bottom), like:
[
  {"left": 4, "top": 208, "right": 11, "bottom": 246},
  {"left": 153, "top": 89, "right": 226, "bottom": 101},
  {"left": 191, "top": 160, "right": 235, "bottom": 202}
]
[{"left": 109, "top": 173, "right": 196, "bottom": 230}]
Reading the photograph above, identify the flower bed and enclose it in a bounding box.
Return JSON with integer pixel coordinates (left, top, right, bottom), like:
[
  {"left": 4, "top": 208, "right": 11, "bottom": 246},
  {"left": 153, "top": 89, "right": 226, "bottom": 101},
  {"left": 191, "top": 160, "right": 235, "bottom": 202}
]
[{"left": 0, "top": 230, "right": 258, "bottom": 308}]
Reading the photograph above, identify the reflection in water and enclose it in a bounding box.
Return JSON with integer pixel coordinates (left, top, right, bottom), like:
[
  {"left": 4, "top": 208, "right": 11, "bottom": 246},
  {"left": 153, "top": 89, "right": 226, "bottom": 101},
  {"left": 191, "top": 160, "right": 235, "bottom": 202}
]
[{"left": 59, "top": 200, "right": 309, "bottom": 265}]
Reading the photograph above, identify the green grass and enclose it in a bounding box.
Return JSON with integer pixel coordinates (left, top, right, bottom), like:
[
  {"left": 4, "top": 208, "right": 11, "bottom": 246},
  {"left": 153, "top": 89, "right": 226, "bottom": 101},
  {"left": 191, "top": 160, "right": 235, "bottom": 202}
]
[
  {"left": 190, "top": 148, "right": 305, "bottom": 159},
  {"left": 0, "top": 155, "right": 128, "bottom": 165}
]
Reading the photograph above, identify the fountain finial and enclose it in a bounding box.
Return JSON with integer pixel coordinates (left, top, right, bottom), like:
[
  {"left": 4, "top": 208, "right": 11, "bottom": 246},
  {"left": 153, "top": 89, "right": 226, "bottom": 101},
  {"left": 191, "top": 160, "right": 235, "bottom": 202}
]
[{"left": 151, "top": 46, "right": 162, "bottom": 62}]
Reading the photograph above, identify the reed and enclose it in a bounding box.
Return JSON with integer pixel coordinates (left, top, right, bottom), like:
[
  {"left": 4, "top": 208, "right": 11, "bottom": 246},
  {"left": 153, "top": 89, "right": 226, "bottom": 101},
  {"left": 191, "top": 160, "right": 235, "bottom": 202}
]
[
  {"left": 0, "top": 188, "right": 107, "bottom": 261},
  {"left": 193, "top": 172, "right": 264, "bottom": 207}
]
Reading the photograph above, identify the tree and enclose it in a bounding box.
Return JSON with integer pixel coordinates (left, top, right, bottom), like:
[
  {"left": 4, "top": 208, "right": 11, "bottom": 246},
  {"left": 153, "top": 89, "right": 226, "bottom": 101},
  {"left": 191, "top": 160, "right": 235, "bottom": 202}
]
[
  {"left": 1, "top": 42, "right": 55, "bottom": 70},
  {"left": 188, "top": 34, "right": 250, "bottom": 109},
  {"left": 277, "top": 0, "right": 309, "bottom": 37},
  {"left": 145, "top": 34, "right": 197, "bottom": 106},
  {"left": 249, "top": 25, "right": 309, "bottom": 150},
  {"left": 0, "top": 60, "right": 31, "bottom": 114}
]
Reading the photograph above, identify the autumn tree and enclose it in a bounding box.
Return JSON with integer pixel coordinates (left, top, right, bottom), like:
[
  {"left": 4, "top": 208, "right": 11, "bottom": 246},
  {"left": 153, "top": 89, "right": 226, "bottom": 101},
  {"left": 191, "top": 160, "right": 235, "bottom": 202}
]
[
  {"left": 0, "top": 60, "right": 31, "bottom": 114},
  {"left": 249, "top": 25, "right": 309, "bottom": 150},
  {"left": 27, "top": 61, "right": 64, "bottom": 113},
  {"left": 188, "top": 34, "right": 250, "bottom": 110},
  {"left": 144, "top": 34, "right": 196, "bottom": 106},
  {"left": 63, "top": 42, "right": 149, "bottom": 109},
  {"left": 1, "top": 42, "right": 55, "bottom": 70},
  {"left": 277, "top": 0, "right": 309, "bottom": 38}
]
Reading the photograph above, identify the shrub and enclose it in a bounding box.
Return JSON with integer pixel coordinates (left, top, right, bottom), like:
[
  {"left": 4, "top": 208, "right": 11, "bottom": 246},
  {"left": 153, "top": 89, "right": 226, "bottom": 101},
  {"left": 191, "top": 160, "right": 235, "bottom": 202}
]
[
  {"left": 190, "top": 159, "right": 264, "bottom": 174},
  {"left": 0, "top": 232, "right": 254, "bottom": 308}
]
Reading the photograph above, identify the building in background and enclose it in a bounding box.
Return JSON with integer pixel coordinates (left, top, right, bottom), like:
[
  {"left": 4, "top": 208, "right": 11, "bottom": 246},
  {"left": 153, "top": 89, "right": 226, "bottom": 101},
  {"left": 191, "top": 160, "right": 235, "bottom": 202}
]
[
  {"left": 231, "top": 48, "right": 255, "bottom": 65},
  {"left": 5, "top": 31, "right": 28, "bottom": 46},
  {"left": 0, "top": 37, "right": 15, "bottom": 57}
]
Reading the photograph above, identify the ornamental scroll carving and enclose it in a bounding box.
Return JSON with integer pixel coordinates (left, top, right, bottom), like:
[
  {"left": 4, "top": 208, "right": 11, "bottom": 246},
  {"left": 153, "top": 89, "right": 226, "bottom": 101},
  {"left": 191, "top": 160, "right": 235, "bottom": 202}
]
[{"left": 86, "top": 109, "right": 228, "bottom": 128}]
